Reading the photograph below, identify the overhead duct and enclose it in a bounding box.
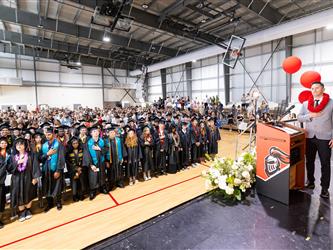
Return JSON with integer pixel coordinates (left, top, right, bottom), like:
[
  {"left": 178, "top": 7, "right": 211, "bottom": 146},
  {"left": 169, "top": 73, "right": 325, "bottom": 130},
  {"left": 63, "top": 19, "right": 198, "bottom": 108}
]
[{"left": 130, "top": 7, "right": 333, "bottom": 76}]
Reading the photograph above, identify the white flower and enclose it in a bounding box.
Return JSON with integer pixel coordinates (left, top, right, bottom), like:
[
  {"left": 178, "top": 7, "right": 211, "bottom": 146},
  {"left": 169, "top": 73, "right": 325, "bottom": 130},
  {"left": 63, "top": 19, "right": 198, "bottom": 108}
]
[
  {"left": 218, "top": 175, "right": 227, "bottom": 190},
  {"left": 246, "top": 165, "right": 253, "bottom": 171},
  {"left": 231, "top": 163, "right": 239, "bottom": 170},
  {"left": 209, "top": 168, "right": 220, "bottom": 178},
  {"left": 205, "top": 179, "right": 213, "bottom": 189},
  {"left": 234, "top": 178, "right": 242, "bottom": 186},
  {"left": 242, "top": 171, "right": 250, "bottom": 179},
  {"left": 225, "top": 185, "right": 234, "bottom": 195}
]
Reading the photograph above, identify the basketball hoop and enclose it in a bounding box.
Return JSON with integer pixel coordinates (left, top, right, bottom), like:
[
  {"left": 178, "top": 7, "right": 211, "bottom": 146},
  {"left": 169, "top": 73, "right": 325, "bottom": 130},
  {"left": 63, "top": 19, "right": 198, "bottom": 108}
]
[{"left": 230, "top": 49, "right": 240, "bottom": 59}]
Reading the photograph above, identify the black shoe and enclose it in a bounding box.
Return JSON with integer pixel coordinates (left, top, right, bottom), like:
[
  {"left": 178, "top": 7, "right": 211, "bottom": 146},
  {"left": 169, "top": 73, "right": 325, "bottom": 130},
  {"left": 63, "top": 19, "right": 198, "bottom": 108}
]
[
  {"left": 0, "top": 220, "right": 4, "bottom": 229},
  {"left": 79, "top": 194, "right": 85, "bottom": 201},
  {"left": 56, "top": 203, "right": 62, "bottom": 211},
  {"left": 73, "top": 195, "right": 79, "bottom": 202},
  {"left": 89, "top": 191, "right": 96, "bottom": 200},
  {"left": 320, "top": 189, "right": 329, "bottom": 199},
  {"left": 101, "top": 188, "right": 109, "bottom": 194},
  {"left": 305, "top": 182, "right": 315, "bottom": 189}
]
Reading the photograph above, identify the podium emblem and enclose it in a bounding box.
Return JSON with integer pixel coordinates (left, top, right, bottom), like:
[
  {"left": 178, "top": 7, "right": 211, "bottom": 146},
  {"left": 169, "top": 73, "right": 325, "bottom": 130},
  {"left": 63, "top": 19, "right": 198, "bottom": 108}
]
[{"left": 264, "top": 147, "right": 290, "bottom": 178}]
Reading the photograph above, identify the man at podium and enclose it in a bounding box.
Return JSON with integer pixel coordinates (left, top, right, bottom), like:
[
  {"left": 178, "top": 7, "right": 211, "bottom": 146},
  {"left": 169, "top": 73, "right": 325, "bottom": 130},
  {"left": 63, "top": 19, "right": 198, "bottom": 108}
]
[{"left": 297, "top": 81, "right": 333, "bottom": 199}]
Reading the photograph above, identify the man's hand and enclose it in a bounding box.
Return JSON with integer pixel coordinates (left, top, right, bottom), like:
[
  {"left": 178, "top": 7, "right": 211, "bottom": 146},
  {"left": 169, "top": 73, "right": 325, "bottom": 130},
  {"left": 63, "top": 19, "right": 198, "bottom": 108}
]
[
  {"left": 53, "top": 171, "right": 60, "bottom": 179},
  {"left": 32, "top": 178, "right": 38, "bottom": 185},
  {"left": 309, "top": 112, "right": 322, "bottom": 118},
  {"left": 329, "top": 139, "right": 333, "bottom": 148},
  {"left": 47, "top": 148, "right": 57, "bottom": 156},
  {"left": 92, "top": 145, "right": 101, "bottom": 151},
  {"left": 91, "top": 165, "right": 98, "bottom": 172}
]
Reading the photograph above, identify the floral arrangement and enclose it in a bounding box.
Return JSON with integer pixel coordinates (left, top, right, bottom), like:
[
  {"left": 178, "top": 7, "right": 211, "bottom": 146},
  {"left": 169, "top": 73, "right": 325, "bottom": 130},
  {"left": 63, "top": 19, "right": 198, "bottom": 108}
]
[{"left": 202, "top": 150, "right": 256, "bottom": 201}]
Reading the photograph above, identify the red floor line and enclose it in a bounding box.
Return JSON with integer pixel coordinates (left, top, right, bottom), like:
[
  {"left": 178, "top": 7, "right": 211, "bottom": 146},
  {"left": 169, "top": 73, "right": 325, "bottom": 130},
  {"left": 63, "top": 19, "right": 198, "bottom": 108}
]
[
  {"left": 118, "top": 175, "right": 201, "bottom": 206},
  {"left": 0, "top": 204, "right": 118, "bottom": 249},
  {"left": 0, "top": 171, "right": 205, "bottom": 249},
  {"left": 108, "top": 192, "right": 120, "bottom": 206}
]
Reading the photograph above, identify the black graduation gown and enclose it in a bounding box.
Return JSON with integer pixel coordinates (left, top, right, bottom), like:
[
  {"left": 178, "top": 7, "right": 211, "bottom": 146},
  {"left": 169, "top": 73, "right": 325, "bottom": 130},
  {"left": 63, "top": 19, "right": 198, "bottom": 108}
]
[
  {"left": 40, "top": 141, "right": 66, "bottom": 199},
  {"left": 168, "top": 132, "right": 181, "bottom": 173},
  {"left": 82, "top": 138, "right": 106, "bottom": 190},
  {"left": 8, "top": 153, "right": 41, "bottom": 216},
  {"left": 105, "top": 137, "right": 127, "bottom": 185},
  {"left": 66, "top": 148, "right": 86, "bottom": 196},
  {"left": 199, "top": 127, "right": 208, "bottom": 157},
  {"left": 125, "top": 143, "right": 142, "bottom": 178},
  {"left": 155, "top": 129, "right": 169, "bottom": 173},
  {"left": 140, "top": 135, "right": 154, "bottom": 172},
  {"left": 190, "top": 126, "right": 202, "bottom": 163},
  {"left": 0, "top": 153, "right": 9, "bottom": 213},
  {"left": 208, "top": 127, "right": 221, "bottom": 155},
  {"left": 179, "top": 129, "right": 191, "bottom": 167}
]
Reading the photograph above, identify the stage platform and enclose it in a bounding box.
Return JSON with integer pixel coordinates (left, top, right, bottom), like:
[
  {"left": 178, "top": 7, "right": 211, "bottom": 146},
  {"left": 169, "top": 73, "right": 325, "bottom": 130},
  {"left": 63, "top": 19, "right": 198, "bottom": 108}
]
[{"left": 0, "top": 130, "right": 250, "bottom": 249}]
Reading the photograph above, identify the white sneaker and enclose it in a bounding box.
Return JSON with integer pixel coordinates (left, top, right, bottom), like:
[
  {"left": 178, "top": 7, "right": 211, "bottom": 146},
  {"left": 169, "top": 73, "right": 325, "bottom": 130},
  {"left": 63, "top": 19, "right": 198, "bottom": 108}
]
[
  {"left": 148, "top": 176, "right": 152, "bottom": 180},
  {"left": 25, "top": 210, "right": 32, "bottom": 220},
  {"left": 19, "top": 212, "right": 26, "bottom": 222}
]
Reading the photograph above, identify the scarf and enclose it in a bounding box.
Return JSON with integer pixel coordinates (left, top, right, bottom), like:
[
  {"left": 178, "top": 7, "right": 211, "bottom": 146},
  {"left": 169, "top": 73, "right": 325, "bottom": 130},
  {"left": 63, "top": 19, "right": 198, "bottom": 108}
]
[
  {"left": 108, "top": 137, "right": 122, "bottom": 163},
  {"left": 42, "top": 139, "right": 59, "bottom": 172},
  {"left": 15, "top": 152, "right": 28, "bottom": 172},
  {"left": 307, "top": 93, "right": 330, "bottom": 113}
]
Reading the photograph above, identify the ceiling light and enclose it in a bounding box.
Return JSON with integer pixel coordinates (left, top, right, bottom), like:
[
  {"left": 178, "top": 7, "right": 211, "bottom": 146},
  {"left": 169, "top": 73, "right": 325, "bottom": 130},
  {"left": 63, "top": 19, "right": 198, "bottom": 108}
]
[
  {"left": 326, "top": 23, "right": 333, "bottom": 30},
  {"left": 201, "top": 19, "right": 207, "bottom": 23},
  {"left": 76, "top": 61, "right": 81, "bottom": 66},
  {"left": 103, "top": 36, "right": 110, "bottom": 42},
  {"left": 192, "top": 59, "right": 197, "bottom": 62},
  {"left": 142, "top": 3, "right": 149, "bottom": 9}
]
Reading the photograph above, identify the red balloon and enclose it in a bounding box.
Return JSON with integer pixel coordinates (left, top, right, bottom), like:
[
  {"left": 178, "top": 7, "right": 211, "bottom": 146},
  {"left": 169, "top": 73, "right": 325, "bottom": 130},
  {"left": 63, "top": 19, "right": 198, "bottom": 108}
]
[
  {"left": 300, "top": 71, "right": 321, "bottom": 89},
  {"left": 298, "top": 90, "right": 312, "bottom": 103},
  {"left": 282, "top": 56, "right": 302, "bottom": 74}
]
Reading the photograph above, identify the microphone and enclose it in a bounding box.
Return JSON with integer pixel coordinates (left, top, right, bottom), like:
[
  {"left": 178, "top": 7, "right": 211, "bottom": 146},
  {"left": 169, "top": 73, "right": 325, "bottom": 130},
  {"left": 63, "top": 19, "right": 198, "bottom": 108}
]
[{"left": 279, "top": 105, "right": 296, "bottom": 120}]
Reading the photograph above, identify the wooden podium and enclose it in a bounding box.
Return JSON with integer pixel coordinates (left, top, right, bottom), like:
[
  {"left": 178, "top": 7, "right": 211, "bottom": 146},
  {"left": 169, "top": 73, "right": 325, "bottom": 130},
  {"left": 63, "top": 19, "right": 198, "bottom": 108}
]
[{"left": 256, "top": 122, "right": 306, "bottom": 205}]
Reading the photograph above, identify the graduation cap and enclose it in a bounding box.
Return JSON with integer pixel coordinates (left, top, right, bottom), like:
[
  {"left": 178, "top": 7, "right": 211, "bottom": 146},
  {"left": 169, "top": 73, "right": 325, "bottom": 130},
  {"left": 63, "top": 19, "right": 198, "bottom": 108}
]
[
  {"left": 0, "top": 123, "right": 10, "bottom": 131},
  {"left": 13, "top": 137, "right": 28, "bottom": 146},
  {"left": 23, "top": 130, "right": 32, "bottom": 136},
  {"left": 40, "top": 122, "right": 51, "bottom": 128},
  {"left": 138, "top": 117, "right": 145, "bottom": 122},
  {"left": 124, "top": 125, "right": 131, "bottom": 132},
  {"left": 207, "top": 117, "right": 214, "bottom": 121},
  {"left": 68, "top": 136, "right": 80, "bottom": 145},
  {"left": 154, "top": 117, "right": 160, "bottom": 122},
  {"left": 159, "top": 118, "right": 166, "bottom": 124},
  {"left": 45, "top": 127, "right": 54, "bottom": 134},
  {"left": 0, "top": 136, "right": 7, "bottom": 143},
  {"left": 33, "top": 131, "right": 44, "bottom": 138},
  {"left": 106, "top": 123, "right": 120, "bottom": 132},
  {"left": 73, "top": 122, "right": 80, "bottom": 127},
  {"left": 77, "top": 124, "right": 87, "bottom": 131},
  {"left": 11, "top": 127, "right": 21, "bottom": 132},
  {"left": 181, "top": 121, "right": 188, "bottom": 126},
  {"left": 78, "top": 119, "right": 85, "bottom": 123},
  {"left": 191, "top": 116, "right": 198, "bottom": 122},
  {"left": 166, "top": 112, "right": 172, "bottom": 117},
  {"left": 89, "top": 124, "right": 100, "bottom": 133},
  {"left": 128, "top": 118, "right": 135, "bottom": 123},
  {"left": 142, "top": 125, "right": 151, "bottom": 132}
]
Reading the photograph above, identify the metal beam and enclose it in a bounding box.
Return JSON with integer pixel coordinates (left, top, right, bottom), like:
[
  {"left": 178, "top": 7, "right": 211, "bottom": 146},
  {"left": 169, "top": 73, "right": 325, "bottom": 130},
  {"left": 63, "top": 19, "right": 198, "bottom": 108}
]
[
  {"left": 285, "top": 36, "right": 292, "bottom": 103},
  {"left": 0, "top": 5, "right": 179, "bottom": 57},
  {"left": 186, "top": 5, "right": 215, "bottom": 19},
  {"left": 223, "top": 52, "right": 230, "bottom": 104},
  {"left": 32, "top": 47, "right": 39, "bottom": 108},
  {"left": 0, "top": 29, "right": 150, "bottom": 66},
  {"left": 69, "top": 0, "right": 228, "bottom": 48},
  {"left": 235, "top": 0, "right": 283, "bottom": 24},
  {"left": 185, "top": 62, "right": 192, "bottom": 99},
  {"left": 160, "top": 68, "right": 167, "bottom": 100},
  {"left": 160, "top": 0, "right": 198, "bottom": 20},
  {"left": 0, "top": 42, "right": 135, "bottom": 70}
]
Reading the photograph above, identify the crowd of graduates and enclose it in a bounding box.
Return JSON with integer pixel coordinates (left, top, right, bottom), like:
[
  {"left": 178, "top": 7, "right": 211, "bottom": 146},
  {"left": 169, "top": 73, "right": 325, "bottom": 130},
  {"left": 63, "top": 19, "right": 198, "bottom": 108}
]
[{"left": 0, "top": 106, "right": 221, "bottom": 229}]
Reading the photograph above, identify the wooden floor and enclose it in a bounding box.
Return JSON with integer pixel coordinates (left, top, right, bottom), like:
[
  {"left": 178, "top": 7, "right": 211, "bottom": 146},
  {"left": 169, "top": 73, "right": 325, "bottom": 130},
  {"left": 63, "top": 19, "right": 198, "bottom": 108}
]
[{"left": 0, "top": 130, "right": 250, "bottom": 249}]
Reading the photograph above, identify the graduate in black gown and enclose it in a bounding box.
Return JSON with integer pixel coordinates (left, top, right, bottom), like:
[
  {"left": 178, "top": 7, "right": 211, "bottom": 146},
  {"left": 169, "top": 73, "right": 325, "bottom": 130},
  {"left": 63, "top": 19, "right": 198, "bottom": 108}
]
[
  {"left": 199, "top": 120, "right": 208, "bottom": 161},
  {"left": 140, "top": 126, "right": 154, "bottom": 181},
  {"left": 105, "top": 125, "right": 127, "bottom": 189},
  {"left": 83, "top": 125, "right": 108, "bottom": 200},
  {"left": 0, "top": 124, "right": 13, "bottom": 148},
  {"left": 155, "top": 119, "right": 169, "bottom": 175},
  {"left": 66, "top": 137, "right": 86, "bottom": 202},
  {"left": 124, "top": 128, "right": 141, "bottom": 185},
  {"left": 178, "top": 121, "right": 191, "bottom": 169},
  {"left": 40, "top": 127, "right": 66, "bottom": 212},
  {"left": 0, "top": 137, "right": 10, "bottom": 229},
  {"left": 8, "top": 138, "right": 40, "bottom": 221},
  {"left": 168, "top": 124, "right": 181, "bottom": 173},
  {"left": 207, "top": 117, "right": 221, "bottom": 158},
  {"left": 190, "top": 117, "right": 201, "bottom": 166}
]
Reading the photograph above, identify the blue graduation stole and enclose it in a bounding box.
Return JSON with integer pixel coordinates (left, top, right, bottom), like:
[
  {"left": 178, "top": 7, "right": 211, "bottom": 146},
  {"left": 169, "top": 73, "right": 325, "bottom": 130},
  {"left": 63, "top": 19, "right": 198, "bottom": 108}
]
[
  {"left": 42, "top": 139, "right": 59, "bottom": 172},
  {"left": 87, "top": 137, "right": 105, "bottom": 166},
  {"left": 105, "top": 137, "right": 123, "bottom": 162}
]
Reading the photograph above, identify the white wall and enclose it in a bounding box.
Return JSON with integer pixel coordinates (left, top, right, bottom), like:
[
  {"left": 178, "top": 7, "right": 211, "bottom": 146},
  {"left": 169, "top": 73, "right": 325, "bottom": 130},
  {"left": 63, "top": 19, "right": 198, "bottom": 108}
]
[
  {"left": 147, "top": 26, "right": 333, "bottom": 105},
  {"left": 0, "top": 52, "right": 140, "bottom": 109}
]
